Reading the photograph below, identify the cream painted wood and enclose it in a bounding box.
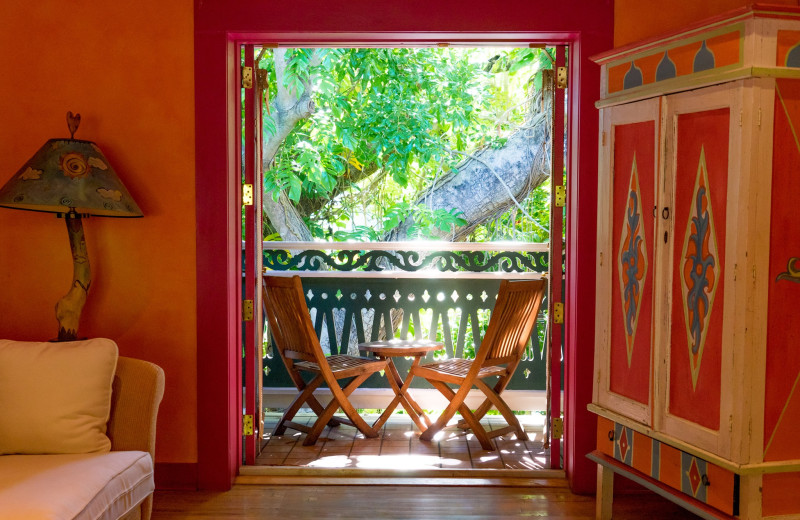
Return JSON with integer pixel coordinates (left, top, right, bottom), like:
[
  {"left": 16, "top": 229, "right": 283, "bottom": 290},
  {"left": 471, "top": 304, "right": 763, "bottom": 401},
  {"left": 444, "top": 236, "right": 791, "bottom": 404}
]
[
  {"left": 593, "top": 98, "right": 660, "bottom": 427},
  {"left": 596, "top": 464, "right": 614, "bottom": 520},
  {"left": 658, "top": 81, "right": 743, "bottom": 460},
  {"left": 732, "top": 78, "right": 774, "bottom": 466}
]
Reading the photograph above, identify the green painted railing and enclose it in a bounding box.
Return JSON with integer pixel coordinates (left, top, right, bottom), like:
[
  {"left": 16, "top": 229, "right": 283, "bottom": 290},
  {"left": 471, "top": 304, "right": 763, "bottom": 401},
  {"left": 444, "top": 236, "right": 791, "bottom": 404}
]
[{"left": 259, "top": 242, "right": 551, "bottom": 392}]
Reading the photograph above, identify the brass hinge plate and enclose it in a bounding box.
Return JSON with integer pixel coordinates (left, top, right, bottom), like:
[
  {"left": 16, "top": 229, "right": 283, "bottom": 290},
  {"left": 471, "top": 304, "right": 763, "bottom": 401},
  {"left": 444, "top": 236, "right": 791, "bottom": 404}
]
[
  {"left": 556, "top": 66, "right": 568, "bottom": 89},
  {"left": 243, "top": 414, "right": 254, "bottom": 436},
  {"left": 551, "top": 417, "right": 563, "bottom": 439},
  {"left": 243, "top": 299, "right": 254, "bottom": 321},
  {"left": 243, "top": 184, "right": 254, "bottom": 206},
  {"left": 242, "top": 66, "right": 253, "bottom": 89},
  {"left": 554, "top": 185, "right": 566, "bottom": 207},
  {"left": 553, "top": 302, "right": 564, "bottom": 324}
]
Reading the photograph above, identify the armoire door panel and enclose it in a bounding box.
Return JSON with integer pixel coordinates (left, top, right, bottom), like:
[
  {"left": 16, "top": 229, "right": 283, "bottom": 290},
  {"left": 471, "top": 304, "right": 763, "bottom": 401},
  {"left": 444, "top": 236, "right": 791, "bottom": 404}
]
[
  {"left": 610, "top": 120, "right": 657, "bottom": 406},
  {"left": 764, "top": 78, "right": 800, "bottom": 463},
  {"left": 594, "top": 98, "right": 660, "bottom": 426},
  {"left": 668, "top": 107, "right": 730, "bottom": 432}
]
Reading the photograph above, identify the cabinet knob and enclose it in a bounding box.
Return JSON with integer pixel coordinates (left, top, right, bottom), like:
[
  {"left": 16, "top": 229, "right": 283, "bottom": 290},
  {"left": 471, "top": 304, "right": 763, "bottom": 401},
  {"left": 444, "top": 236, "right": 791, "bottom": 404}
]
[
  {"left": 701, "top": 474, "right": 710, "bottom": 487},
  {"left": 608, "top": 430, "right": 615, "bottom": 441},
  {"left": 662, "top": 207, "right": 670, "bottom": 219}
]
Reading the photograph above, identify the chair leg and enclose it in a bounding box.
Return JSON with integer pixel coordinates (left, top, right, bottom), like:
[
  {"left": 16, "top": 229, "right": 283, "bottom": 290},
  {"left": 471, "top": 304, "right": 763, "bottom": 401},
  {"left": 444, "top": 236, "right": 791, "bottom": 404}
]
[
  {"left": 274, "top": 375, "right": 323, "bottom": 435},
  {"left": 474, "top": 378, "right": 528, "bottom": 441},
  {"left": 419, "top": 380, "right": 493, "bottom": 450},
  {"left": 303, "top": 373, "right": 377, "bottom": 445},
  {"left": 332, "top": 374, "right": 380, "bottom": 438},
  {"left": 418, "top": 380, "right": 465, "bottom": 442},
  {"left": 457, "top": 374, "right": 512, "bottom": 429}
]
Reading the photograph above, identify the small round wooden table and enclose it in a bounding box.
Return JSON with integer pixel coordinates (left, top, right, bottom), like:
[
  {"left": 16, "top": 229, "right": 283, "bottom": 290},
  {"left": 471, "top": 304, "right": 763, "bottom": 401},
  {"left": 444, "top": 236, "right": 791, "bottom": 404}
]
[{"left": 358, "top": 338, "right": 443, "bottom": 432}]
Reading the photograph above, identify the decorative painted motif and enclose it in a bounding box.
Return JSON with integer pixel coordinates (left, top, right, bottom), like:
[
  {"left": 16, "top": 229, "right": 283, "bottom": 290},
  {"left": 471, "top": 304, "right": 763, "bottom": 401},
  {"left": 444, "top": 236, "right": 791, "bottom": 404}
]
[
  {"left": 623, "top": 62, "right": 643, "bottom": 89},
  {"left": 606, "top": 26, "right": 742, "bottom": 94},
  {"left": 787, "top": 46, "right": 800, "bottom": 68},
  {"left": 777, "top": 31, "right": 800, "bottom": 67},
  {"left": 614, "top": 423, "right": 633, "bottom": 465},
  {"left": 777, "top": 257, "right": 800, "bottom": 283},
  {"left": 617, "top": 155, "right": 648, "bottom": 366},
  {"left": 656, "top": 51, "right": 677, "bottom": 81},
  {"left": 599, "top": 419, "right": 736, "bottom": 515},
  {"left": 682, "top": 452, "right": 708, "bottom": 501},
  {"left": 681, "top": 147, "right": 720, "bottom": 390},
  {"left": 693, "top": 41, "right": 715, "bottom": 72}
]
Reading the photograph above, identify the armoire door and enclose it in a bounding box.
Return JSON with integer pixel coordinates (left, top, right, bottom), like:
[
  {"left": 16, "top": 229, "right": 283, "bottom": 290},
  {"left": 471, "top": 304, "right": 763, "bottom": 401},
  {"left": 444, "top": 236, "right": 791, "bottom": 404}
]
[
  {"left": 657, "top": 82, "right": 743, "bottom": 457},
  {"left": 594, "top": 97, "right": 660, "bottom": 426}
]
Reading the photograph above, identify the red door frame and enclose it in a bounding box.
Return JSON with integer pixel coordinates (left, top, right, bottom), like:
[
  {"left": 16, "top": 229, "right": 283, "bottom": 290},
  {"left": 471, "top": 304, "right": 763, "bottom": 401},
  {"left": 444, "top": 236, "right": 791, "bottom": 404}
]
[{"left": 195, "top": 0, "right": 611, "bottom": 493}]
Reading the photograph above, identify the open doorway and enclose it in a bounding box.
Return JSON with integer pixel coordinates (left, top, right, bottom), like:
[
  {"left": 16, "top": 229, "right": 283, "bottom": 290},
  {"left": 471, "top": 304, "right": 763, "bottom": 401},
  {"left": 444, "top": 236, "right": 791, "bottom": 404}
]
[{"left": 241, "top": 44, "right": 567, "bottom": 474}]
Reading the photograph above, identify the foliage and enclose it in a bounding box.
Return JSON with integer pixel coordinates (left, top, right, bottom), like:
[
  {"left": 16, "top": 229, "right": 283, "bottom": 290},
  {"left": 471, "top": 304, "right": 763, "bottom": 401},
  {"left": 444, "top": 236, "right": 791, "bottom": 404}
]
[{"left": 257, "top": 46, "right": 555, "bottom": 242}]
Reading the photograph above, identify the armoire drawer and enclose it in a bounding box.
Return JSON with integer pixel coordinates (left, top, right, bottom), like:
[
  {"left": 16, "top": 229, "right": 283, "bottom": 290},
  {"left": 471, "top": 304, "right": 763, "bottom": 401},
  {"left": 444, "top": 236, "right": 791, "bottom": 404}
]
[{"left": 596, "top": 416, "right": 738, "bottom": 516}]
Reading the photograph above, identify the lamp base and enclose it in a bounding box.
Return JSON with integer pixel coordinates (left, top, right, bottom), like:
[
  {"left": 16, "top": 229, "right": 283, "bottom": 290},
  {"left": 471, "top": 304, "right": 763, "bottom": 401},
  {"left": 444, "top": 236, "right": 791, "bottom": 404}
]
[{"left": 55, "top": 211, "right": 90, "bottom": 342}]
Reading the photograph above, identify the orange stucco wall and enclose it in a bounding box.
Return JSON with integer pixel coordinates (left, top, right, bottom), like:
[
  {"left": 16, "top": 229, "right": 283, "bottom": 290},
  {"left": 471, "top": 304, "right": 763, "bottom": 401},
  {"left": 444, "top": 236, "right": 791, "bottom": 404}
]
[
  {"left": 0, "top": 1, "right": 197, "bottom": 463},
  {"left": 615, "top": 0, "right": 800, "bottom": 47}
]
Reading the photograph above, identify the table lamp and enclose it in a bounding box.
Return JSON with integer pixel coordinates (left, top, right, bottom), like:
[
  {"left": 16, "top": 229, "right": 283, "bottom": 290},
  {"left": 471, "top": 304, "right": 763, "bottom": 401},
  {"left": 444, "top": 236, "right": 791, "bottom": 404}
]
[{"left": 0, "top": 112, "right": 143, "bottom": 341}]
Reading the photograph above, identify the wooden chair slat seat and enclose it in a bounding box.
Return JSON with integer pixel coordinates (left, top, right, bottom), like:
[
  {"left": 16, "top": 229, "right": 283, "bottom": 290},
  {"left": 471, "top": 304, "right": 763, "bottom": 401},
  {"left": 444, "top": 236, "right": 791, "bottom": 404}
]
[
  {"left": 294, "top": 355, "right": 385, "bottom": 376},
  {"left": 412, "top": 279, "right": 547, "bottom": 451},
  {"left": 263, "top": 275, "right": 388, "bottom": 446},
  {"left": 413, "top": 359, "right": 508, "bottom": 379}
]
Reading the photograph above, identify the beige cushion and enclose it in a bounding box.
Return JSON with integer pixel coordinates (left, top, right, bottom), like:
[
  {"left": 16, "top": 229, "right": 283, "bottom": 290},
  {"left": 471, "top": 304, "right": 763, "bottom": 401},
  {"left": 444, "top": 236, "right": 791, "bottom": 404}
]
[
  {"left": 0, "top": 338, "right": 118, "bottom": 454},
  {"left": 0, "top": 451, "right": 154, "bottom": 520}
]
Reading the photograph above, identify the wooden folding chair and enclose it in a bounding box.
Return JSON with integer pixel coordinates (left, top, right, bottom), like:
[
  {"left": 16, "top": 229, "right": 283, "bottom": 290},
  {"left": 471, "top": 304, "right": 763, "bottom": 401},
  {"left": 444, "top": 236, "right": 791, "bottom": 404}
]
[
  {"left": 413, "top": 279, "right": 547, "bottom": 451},
  {"left": 263, "top": 275, "right": 388, "bottom": 445}
]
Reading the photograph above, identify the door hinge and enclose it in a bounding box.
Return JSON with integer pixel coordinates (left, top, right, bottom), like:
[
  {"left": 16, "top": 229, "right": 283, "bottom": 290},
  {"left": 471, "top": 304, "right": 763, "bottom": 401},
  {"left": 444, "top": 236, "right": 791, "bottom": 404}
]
[
  {"left": 602, "top": 131, "right": 606, "bottom": 147},
  {"left": 553, "top": 302, "right": 564, "bottom": 324},
  {"left": 243, "top": 414, "right": 254, "bottom": 436},
  {"left": 243, "top": 299, "right": 254, "bottom": 321},
  {"left": 556, "top": 66, "right": 568, "bottom": 89},
  {"left": 242, "top": 66, "right": 253, "bottom": 89},
  {"left": 554, "top": 185, "right": 566, "bottom": 207},
  {"left": 551, "top": 417, "right": 563, "bottom": 439},
  {"left": 243, "top": 183, "right": 254, "bottom": 206}
]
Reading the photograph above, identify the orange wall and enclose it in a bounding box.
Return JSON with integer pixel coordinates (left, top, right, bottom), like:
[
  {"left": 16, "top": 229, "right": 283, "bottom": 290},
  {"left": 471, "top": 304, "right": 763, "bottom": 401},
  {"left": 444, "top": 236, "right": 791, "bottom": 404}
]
[
  {"left": 615, "top": 0, "right": 800, "bottom": 47},
  {"left": 0, "top": 1, "right": 196, "bottom": 463}
]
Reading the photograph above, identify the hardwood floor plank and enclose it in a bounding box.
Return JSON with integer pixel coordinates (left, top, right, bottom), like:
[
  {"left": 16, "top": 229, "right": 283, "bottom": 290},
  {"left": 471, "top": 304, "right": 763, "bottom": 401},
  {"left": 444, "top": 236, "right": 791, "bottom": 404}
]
[{"left": 152, "top": 479, "right": 700, "bottom": 519}]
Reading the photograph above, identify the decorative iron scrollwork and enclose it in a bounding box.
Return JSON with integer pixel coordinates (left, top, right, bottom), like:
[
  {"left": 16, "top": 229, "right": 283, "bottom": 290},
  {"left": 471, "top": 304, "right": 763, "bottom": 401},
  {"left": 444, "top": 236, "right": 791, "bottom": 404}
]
[{"left": 263, "top": 248, "right": 549, "bottom": 273}]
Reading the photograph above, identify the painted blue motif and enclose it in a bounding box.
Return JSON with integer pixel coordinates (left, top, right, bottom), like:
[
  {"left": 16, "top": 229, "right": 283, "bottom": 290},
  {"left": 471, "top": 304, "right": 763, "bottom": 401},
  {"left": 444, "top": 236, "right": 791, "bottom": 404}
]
[
  {"left": 623, "top": 62, "right": 643, "bottom": 89},
  {"left": 621, "top": 190, "right": 643, "bottom": 337},
  {"left": 787, "top": 45, "right": 800, "bottom": 68},
  {"left": 685, "top": 187, "right": 715, "bottom": 355},
  {"left": 693, "top": 41, "right": 715, "bottom": 72},
  {"left": 656, "top": 51, "right": 677, "bottom": 81}
]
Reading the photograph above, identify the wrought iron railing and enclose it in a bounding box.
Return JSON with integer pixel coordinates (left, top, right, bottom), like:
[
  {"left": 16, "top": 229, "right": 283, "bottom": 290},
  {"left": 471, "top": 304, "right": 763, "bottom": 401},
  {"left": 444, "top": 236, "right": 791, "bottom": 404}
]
[{"left": 258, "top": 242, "right": 551, "bottom": 392}]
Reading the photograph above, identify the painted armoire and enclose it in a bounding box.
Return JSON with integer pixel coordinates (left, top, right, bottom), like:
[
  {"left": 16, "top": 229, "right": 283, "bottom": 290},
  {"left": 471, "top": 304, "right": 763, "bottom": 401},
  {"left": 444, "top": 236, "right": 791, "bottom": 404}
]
[{"left": 589, "top": 5, "right": 800, "bottom": 519}]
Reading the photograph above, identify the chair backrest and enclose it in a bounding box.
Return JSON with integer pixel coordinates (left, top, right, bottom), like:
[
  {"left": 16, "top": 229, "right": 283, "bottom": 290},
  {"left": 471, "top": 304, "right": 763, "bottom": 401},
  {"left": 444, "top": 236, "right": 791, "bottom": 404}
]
[
  {"left": 263, "top": 275, "right": 323, "bottom": 364},
  {"left": 477, "top": 279, "right": 547, "bottom": 367}
]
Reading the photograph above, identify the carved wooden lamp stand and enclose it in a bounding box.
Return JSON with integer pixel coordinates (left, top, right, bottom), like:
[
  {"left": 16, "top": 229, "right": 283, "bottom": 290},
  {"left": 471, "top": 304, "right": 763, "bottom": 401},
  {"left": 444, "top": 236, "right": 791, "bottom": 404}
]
[{"left": 0, "top": 112, "right": 142, "bottom": 341}]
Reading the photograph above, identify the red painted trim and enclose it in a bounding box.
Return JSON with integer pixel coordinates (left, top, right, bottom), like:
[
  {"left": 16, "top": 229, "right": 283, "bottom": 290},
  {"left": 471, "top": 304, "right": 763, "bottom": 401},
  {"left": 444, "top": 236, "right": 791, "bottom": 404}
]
[
  {"left": 194, "top": 0, "right": 612, "bottom": 493},
  {"left": 548, "top": 45, "right": 566, "bottom": 470},
  {"left": 195, "top": 27, "right": 242, "bottom": 490},
  {"left": 565, "top": 35, "right": 602, "bottom": 495},
  {"left": 243, "top": 44, "right": 257, "bottom": 465}
]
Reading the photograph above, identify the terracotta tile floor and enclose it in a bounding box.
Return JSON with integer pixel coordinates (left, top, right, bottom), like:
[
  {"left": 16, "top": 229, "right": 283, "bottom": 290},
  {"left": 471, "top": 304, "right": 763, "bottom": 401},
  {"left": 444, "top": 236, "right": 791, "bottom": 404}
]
[{"left": 256, "top": 411, "right": 549, "bottom": 470}]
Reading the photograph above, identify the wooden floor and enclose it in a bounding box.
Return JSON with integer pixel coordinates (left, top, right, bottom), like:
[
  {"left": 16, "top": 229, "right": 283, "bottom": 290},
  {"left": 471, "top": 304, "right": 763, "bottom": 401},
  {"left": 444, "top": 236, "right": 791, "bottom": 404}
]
[
  {"left": 152, "top": 478, "right": 700, "bottom": 519},
  {"left": 257, "top": 412, "right": 547, "bottom": 470}
]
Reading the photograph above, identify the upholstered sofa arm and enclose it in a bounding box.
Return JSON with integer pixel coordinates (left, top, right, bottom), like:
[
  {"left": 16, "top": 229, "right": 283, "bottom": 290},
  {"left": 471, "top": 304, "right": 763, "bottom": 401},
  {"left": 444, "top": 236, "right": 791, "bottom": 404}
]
[
  {"left": 107, "top": 356, "right": 165, "bottom": 458},
  {"left": 107, "top": 357, "right": 164, "bottom": 520}
]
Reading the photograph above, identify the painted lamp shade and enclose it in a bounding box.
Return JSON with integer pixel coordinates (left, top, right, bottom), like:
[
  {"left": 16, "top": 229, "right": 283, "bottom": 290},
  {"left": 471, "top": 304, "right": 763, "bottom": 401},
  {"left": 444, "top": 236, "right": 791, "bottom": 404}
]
[{"left": 0, "top": 138, "right": 142, "bottom": 218}]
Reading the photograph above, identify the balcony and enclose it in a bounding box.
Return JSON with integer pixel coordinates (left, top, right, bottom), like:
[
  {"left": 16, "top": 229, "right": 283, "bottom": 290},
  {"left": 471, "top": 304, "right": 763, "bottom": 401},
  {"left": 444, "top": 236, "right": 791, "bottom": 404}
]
[{"left": 257, "top": 241, "right": 556, "bottom": 410}]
